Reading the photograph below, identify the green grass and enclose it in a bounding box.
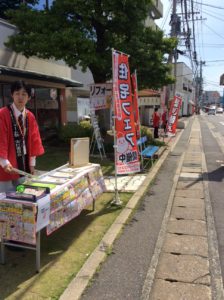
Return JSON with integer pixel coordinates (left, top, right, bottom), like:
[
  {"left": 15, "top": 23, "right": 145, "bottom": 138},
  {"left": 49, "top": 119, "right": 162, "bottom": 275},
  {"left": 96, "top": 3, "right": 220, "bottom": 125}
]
[
  {"left": 36, "top": 146, "right": 70, "bottom": 171},
  {"left": 36, "top": 146, "right": 155, "bottom": 175},
  {"left": 36, "top": 146, "right": 115, "bottom": 175},
  {"left": 1, "top": 192, "right": 133, "bottom": 300}
]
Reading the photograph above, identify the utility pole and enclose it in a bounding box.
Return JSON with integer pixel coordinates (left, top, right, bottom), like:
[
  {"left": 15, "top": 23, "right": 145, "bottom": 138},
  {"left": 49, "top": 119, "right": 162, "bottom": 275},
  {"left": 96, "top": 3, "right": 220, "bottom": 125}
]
[
  {"left": 172, "top": 0, "right": 178, "bottom": 98},
  {"left": 197, "top": 60, "right": 205, "bottom": 113},
  {"left": 166, "top": 0, "right": 178, "bottom": 106}
]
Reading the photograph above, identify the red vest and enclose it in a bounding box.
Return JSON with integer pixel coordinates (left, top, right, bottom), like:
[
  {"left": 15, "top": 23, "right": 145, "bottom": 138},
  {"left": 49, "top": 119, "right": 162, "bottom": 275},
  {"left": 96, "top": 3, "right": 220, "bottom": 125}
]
[
  {"left": 0, "top": 107, "right": 44, "bottom": 181},
  {"left": 153, "top": 112, "right": 160, "bottom": 127}
]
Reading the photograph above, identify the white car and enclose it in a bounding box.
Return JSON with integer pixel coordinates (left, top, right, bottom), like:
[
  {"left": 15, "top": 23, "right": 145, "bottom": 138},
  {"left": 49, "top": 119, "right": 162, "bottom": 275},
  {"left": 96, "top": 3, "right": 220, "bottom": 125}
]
[
  {"left": 208, "top": 108, "right": 216, "bottom": 115},
  {"left": 216, "top": 107, "right": 223, "bottom": 114}
]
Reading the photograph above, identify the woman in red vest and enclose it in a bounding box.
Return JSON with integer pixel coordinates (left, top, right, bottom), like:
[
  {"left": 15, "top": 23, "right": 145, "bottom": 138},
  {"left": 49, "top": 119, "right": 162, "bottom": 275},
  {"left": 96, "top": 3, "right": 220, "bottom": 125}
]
[
  {"left": 0, "top": 81, "right": 44, "bottom": 192},
  {"left": 152, "top": 107, "right": 160, "bottom": 139}
]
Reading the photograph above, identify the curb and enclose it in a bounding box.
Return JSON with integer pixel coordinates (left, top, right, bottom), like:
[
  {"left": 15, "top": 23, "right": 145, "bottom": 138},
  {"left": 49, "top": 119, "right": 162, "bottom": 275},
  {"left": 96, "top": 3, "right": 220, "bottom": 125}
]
[{"left": 59, "top": 127, "right": 185, "bottom": 300}]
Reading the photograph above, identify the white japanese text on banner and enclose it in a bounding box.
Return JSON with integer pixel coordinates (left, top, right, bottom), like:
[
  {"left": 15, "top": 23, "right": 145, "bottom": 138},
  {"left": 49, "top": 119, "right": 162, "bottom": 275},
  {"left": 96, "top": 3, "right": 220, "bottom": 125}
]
[
  {"left": 167, "top": 94, "right": 182, "bottom": 136},
  {"left": 112, "top": 50, "right": 140, "bottom": 174}
]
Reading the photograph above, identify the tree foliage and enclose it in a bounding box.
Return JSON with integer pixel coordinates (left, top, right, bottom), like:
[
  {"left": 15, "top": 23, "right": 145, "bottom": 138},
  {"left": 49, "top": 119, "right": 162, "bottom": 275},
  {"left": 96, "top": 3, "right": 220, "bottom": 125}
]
[
  {"left": 0, "top": 0, "right": 37, "bottom": 20},
  {"left": 5, "top": 0, "right": 177, "bottom": 89}
]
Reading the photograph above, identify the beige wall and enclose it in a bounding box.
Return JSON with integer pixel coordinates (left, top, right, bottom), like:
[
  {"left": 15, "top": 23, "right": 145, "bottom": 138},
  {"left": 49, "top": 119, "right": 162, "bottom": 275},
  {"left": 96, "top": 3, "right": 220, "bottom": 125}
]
[
  {"left": 0, "top": 19, "right": 73, "bottom": 80},
  {"left": 0, "top": 18, "right": 94, "bottom": 126}
]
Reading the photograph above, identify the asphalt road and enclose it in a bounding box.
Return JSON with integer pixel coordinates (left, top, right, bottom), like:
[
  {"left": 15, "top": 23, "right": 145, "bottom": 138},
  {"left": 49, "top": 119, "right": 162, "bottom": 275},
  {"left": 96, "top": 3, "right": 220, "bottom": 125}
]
[
  {"left": 200, "top": 113, "right": 224, "bottom": 285},
  {"left": 81, "top": 120, "right": 193, "bottom": 300}
]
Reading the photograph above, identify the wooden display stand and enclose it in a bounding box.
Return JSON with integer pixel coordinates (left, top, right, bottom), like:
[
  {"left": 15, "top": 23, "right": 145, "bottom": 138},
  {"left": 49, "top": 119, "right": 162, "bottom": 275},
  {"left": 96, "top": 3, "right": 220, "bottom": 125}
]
[{"left": 70, "top": 137, "right": 90, "bottom": 167}]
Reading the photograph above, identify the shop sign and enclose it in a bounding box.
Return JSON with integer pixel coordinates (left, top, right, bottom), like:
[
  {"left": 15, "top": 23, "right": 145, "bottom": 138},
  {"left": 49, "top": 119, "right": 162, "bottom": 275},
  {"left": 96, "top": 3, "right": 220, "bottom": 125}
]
[{"left": 90, "top": 83, "right": 112, "bottom": 110}]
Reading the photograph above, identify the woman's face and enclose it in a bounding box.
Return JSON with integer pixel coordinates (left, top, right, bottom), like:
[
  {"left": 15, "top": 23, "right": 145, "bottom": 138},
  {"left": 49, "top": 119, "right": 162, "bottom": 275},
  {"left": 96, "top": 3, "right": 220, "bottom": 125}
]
[{"left": 11, "top": 88, "right": 30, "bottom": 111}]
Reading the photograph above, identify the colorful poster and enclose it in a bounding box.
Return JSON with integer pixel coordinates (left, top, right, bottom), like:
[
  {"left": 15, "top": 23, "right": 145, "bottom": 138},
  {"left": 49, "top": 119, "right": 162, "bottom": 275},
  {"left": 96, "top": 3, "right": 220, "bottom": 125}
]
[
  {"left": 46, "top": 165, "right": 105, "bottom": 235},
  {"left": 167, "top": 94, "right": 182, "bottom": 136},
  {"left": 112, "top": 50, "right": 140, "bottom": 175},
  {"left": 0, "top": 200, "right": 36, "bottom": 245},
  {"left": 131, "top": 72, "right": 141, "bottom": 140}
]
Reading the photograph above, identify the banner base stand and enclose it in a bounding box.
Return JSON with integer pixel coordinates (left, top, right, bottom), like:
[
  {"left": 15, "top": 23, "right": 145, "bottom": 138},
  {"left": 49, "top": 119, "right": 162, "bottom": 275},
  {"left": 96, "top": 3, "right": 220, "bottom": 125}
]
[{"left": 110, "top": 190, "right": 122, "bottom": 206}]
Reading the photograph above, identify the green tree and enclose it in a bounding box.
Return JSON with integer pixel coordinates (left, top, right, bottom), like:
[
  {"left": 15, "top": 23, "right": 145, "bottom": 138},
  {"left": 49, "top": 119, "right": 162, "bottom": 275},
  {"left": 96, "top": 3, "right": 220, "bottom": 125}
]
[
  {"left": 0, "top": 0, "right": 37, "bottom": 20},
  {"left": 5, "top": 0, "right": 177, "bottom": 89}
]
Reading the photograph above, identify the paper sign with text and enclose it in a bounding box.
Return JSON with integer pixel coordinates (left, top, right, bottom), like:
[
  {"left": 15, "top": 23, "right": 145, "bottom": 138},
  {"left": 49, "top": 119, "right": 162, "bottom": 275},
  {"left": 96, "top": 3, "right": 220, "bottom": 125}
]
[{"left": 90, "top": 83, "right": 112, "bottom": 110}]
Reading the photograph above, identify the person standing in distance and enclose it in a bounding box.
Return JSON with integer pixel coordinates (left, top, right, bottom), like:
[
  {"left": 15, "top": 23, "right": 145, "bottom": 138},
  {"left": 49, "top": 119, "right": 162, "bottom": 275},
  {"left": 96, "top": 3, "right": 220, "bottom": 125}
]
[
  {"left": 152, "top": 107, "right": 160, "bottom": 139},
  {"left": 161, "top": 108, "right": 168, "bottom": 134},
  {"left": 0, "top": 80, "right": 44, "bottom": 192}
]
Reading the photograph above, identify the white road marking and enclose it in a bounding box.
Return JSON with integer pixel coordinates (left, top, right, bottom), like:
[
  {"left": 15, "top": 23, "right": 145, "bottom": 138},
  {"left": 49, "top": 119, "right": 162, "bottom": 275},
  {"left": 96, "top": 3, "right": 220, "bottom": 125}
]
[{"left": 219, "top": 122, "right": 224, "bottom": 126}]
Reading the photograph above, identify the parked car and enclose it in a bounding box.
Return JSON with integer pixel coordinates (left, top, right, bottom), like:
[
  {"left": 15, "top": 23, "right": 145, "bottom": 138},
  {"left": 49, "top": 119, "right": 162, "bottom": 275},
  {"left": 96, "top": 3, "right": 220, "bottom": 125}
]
[
  {"left": 208, "top": 108, "right": 216, "bottom": 115},
  {"left": 216, "top": 107, "right": 223, "bottom": 114}
]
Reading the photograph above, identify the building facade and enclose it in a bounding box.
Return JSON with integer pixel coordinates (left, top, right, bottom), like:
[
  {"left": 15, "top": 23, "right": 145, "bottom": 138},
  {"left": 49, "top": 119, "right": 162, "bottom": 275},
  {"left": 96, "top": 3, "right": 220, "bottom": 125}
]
[
  {"left": 171, "top": 62, "right": 195, "bottom": 116},
  {"left": 138, "top": 89, "right": 161, "bottom": 126},
  {"left": 0, "top": 18, "right": 94, "bottom": 138},
  {"left": 202, "top": 91, "right": 221, "bottom": 108},
  {"left": 145, "top": 0, "right": 163, "bottom": 29}
]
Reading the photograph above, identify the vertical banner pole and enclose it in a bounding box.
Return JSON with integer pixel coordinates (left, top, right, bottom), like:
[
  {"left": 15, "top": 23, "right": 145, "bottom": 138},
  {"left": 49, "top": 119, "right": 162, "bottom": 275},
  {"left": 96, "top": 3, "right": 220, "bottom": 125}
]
[
  {"left": 132, "top": 70, "right": 143, "bottom": 170},
  {"left": 111, "top": 49, "right": 122, "bottom": 206}
]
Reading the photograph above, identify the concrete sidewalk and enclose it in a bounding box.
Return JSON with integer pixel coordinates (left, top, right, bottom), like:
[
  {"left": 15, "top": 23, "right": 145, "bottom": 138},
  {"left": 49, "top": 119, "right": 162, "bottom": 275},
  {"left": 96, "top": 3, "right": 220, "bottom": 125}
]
[{"left": 143, "top": 118, "right": 223, "bottom": 299}]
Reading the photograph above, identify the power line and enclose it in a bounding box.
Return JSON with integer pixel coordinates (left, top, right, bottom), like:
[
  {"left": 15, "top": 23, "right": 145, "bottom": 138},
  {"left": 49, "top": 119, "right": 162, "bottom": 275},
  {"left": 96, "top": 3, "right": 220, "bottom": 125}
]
[
  {"left": 204, "top": 23, "right": 224, "bottom": 41},
  {"left": 203, "top": 81, "right": 221, "bottom": 87},
  {"left": 202, "top": 10, "right": 224, "bottom": 23},
  {"left": 201, "top": 7, "right": 224, "bottom": 19},
  {"left": 206, "top": 59, "right": 224, "bottom": 62},
  {"left": 161, "top": 2, "right": 172, "bottom": 29},
  {"left": 197, "top": 43, "right": 224, "bottom": 47},
  {"left": 192, "top": 1, "right": 224, "bottom": 10},
  {"left": 206, "top": 64, "right": 224, "bottom": 67}
]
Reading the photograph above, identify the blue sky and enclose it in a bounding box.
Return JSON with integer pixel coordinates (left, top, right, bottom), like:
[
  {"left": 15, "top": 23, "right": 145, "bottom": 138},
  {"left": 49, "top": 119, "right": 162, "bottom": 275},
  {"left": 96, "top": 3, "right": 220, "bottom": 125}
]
[
  {"left": 156, "top": 0, "right": 224, "bottom": 95},
  {"left": 35, "top": 0, "right": 53, "bottom": 9}
]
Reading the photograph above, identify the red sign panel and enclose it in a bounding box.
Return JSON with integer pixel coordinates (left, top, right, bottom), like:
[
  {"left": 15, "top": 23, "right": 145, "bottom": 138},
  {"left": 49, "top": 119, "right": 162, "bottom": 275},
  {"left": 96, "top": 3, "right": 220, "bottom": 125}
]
[
  {"left": 112, "top": 50, "right": 140, "bottom": 174},
  {"left": 167, "top": 94, "right": 182, "bottom": 136}
]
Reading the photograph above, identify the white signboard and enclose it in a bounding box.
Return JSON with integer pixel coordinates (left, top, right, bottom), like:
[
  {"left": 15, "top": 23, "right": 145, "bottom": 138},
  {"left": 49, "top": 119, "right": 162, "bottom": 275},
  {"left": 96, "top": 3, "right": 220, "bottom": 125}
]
[
  {"left": 90, "top": 83, "right": 112, "bottom": 110},
  {"left": 36, "top": 194, "right": 51, "bottom": 232}
]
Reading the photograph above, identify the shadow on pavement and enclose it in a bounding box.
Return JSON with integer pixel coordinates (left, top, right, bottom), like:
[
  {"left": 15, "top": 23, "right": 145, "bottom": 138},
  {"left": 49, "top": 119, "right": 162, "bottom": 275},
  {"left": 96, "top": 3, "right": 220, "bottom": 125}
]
[{"left": 206, "top": 166, "right": 224, "bottom": 182}]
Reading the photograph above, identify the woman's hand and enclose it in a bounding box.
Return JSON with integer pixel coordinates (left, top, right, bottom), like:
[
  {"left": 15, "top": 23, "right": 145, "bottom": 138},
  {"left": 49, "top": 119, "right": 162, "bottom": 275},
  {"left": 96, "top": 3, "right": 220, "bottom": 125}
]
[
  {"left": 4, "top": 163, "right": 16, "bottom": 174},
  {"left": 30, "top": 166, "right": 35, "bottom": 175}
]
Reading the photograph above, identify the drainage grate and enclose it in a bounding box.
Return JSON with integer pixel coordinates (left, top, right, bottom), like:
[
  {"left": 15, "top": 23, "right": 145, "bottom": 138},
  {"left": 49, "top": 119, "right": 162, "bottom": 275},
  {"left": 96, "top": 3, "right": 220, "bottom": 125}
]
[
  {"left": 183, "top": 163, "right": 201, "bottom": 167},
  {"left": 164, "top": 278, "right": 179, "bottom": 283},
  {"left": 170, "top": 252, "right": 181, "bottom": 255},
  {"left": 170, "top": 152, "right": 182, "bottom": 156}
]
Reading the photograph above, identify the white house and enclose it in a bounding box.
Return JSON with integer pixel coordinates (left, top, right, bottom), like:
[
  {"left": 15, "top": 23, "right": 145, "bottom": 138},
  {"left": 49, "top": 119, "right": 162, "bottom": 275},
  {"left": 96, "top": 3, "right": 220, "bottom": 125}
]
[{"left": 171, "top": 62, "right": 195, "bottom": 116}]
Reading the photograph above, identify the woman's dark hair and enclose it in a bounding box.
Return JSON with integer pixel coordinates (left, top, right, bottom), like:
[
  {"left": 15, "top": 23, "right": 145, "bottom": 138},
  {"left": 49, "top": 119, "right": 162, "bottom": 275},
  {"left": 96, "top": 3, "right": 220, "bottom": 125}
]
[{"left": 11, "top": 81, "right": 31, "bottom": 97}]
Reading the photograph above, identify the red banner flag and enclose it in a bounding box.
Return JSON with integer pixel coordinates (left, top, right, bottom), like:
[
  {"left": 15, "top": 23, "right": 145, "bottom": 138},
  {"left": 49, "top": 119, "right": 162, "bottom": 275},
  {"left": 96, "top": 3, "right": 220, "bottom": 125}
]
[
  {"left": 167, "top": 94, "right": 182, "bottom": 136},
  {"left": 112, "top": 50, "right": 140, "bottom": 174},
  {"left": 131, "top": 72, "right": 141, "bottom": 139}
]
